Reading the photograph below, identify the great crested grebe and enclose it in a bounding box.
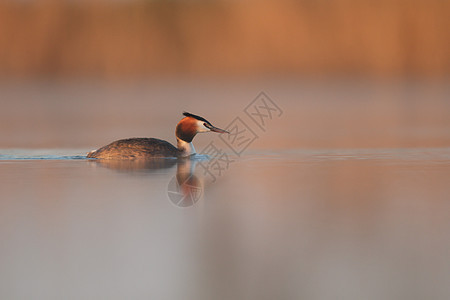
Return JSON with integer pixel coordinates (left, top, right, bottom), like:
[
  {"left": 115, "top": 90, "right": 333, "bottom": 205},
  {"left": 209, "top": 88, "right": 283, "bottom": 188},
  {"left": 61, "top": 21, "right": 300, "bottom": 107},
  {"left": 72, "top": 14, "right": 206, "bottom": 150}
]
[{"left": 87, "top": 112, "right": 228, "bottom": 159}]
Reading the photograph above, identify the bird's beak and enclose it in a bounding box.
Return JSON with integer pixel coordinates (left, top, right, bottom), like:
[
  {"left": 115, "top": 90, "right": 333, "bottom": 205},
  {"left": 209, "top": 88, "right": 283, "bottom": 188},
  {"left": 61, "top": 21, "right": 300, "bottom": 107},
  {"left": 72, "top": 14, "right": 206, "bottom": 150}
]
[{"left": 205, "top": 123, "right": 229, "bottom": 134}]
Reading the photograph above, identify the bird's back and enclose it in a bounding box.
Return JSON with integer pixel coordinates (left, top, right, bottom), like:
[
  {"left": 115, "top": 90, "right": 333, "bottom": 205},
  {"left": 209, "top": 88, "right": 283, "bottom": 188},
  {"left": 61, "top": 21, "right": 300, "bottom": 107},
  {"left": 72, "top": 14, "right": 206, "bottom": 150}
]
[{"left": 87, "top": 138, "right": 180, "bottom": 159}]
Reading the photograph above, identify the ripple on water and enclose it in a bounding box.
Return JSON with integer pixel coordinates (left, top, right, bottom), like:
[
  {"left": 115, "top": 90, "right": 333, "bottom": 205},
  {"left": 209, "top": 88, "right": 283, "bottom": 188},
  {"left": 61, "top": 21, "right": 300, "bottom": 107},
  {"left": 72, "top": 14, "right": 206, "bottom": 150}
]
[
  {"left": 1, "top": 148, "right": 450, "bottom": 163},
  {"left": 0, "top": 149, "right": 88, "bottom": 160}
]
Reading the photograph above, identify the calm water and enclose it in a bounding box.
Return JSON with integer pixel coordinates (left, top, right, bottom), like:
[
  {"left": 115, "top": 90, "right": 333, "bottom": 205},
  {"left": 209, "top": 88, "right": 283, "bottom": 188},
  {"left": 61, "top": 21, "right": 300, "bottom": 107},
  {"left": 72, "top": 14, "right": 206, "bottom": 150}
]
[
  {"left": 1, "top": 148, "right": 450, "bottom": 300},
  {"left": 1, "top": 80, "right": 450, "bottom": 299}
]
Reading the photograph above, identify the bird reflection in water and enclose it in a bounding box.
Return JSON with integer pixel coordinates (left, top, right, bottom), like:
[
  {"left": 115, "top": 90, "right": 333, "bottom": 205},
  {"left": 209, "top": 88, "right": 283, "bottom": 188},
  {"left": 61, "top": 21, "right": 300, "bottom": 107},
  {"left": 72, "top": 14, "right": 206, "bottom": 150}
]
[
  {"left": 89, "top": 158, "right": 204, "bottom": 207},
  {"left": 170, "top": 159, "right": 203, "bottom": 207},
  {"left": 88, "top": 157, "right": 178, "bottom": 172}
]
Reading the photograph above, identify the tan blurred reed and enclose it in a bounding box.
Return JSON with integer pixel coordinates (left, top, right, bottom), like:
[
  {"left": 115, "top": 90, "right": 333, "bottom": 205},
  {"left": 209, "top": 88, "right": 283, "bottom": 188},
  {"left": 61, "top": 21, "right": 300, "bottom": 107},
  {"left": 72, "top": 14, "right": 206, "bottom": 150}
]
[{"left": 0, "top": 0, "right": 449, "bottom": 79}]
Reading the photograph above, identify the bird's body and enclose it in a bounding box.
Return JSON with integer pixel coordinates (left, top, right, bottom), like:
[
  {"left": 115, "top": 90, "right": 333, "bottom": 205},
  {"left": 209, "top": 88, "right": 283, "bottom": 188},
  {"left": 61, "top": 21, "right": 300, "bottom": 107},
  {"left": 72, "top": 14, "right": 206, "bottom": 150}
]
[
  {"left": 87, "top": 138, "right": 180, "bottom": 159},
  {"left": 87, "top": 112, "right": 228, "bottom": 160}
]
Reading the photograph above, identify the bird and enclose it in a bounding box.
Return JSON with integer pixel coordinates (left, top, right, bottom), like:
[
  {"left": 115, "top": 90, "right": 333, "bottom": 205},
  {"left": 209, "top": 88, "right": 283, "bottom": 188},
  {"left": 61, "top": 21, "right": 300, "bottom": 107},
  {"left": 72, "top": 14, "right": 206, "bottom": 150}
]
[{"left": 87, "top": 112, "right": 228, "bottom": 159}]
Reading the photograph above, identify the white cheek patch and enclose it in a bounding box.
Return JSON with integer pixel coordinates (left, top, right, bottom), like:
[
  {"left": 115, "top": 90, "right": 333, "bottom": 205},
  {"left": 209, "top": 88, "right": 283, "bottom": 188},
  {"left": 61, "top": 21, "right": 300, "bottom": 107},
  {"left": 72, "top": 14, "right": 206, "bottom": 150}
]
[{"left": 197, "top": 120, "right": 210, "bottom": 133}]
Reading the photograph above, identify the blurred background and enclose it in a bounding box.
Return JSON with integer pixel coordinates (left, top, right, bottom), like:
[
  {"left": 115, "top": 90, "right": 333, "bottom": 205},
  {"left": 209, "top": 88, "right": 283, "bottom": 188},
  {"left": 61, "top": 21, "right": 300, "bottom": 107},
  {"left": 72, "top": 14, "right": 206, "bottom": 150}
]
[
  {"left": 0, "top": 0, "right": 449, "bottom": 149},
  {"left": 1, "top": 0, "right": 449, "bottom": 79},
  {"left": 0, "top": 0, "right": 450, "bottom": 148}
]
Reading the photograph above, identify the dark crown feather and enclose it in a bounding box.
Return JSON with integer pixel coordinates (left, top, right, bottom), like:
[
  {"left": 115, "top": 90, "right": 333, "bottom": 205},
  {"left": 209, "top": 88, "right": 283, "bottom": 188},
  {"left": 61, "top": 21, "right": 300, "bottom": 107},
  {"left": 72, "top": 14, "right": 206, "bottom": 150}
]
[{"left": 183, "top": 112, "right": 211, "bottom": 125}]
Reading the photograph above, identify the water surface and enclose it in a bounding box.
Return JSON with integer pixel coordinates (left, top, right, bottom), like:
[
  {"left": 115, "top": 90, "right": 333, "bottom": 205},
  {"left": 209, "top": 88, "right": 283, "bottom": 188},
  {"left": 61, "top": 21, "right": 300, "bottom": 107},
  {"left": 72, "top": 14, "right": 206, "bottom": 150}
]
[{"left": 1, "top": 147, "right": 449, "bottom": 299}]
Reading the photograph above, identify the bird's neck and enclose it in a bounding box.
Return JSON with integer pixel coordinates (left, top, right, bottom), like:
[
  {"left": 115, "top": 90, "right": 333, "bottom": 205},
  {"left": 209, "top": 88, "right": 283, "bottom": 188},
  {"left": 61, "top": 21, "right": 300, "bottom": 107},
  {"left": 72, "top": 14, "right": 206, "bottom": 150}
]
[{"left": 177, "top": 138, "right": 196, "bottom": 157}]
